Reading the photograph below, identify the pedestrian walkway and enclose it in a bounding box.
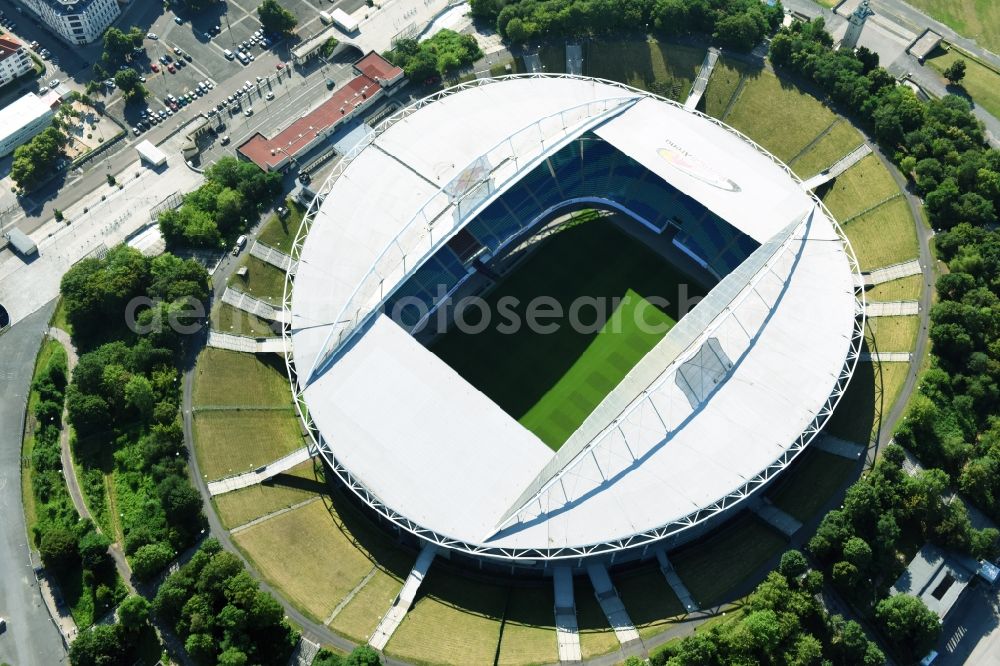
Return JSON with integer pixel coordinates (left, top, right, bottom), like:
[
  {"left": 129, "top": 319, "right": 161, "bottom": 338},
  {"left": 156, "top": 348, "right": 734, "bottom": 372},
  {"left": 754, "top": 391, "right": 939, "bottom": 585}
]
[
  {"left": 684, "top": 47, "right": 719, "bottom": 110},
  {"left": 206, "top": 445, "right": 313, "bottom": 495},
  {"left": 206, "top": 330, "right": 289, "bottom": 354},
  {"left": 553, "top": 567, "right": 582, "bottom": 663},
  {"left": 865, "top": 259, "right": 921, "bottom": 285},
  {"left": 523, "top": 53, "right": 543, "bottom": 73},
  {"left": 814, "top": 435, "right": 865, "bottom": 460},
  {"left": 800, "top": 144, "right": 873, "bottom": 190},
  {"left": 369, "top": 544, "right": 437, "bottom": 650},
  {"left": 249, "top": 240, "right": 297, "bottom": 275},
  {"left": 866, "top": 300, "right": 919, "bottom": 316},
  {"left": 753, "top": 501, "right": 803, "bottom": 538},
  {"left": 655, "top": 550, "right": 699, "bottom": 613},
  {"left": 221, "top": 287, "right": 287, "bottom": 321},
  {"left": 860, "top": 351, "right": 911, "bottom": 362},
  {"left": 566, "top": 43, "right": 583, "bottom": 75},
  {"left": 585, "top": 564, "right": 641, "bottom": 647}
]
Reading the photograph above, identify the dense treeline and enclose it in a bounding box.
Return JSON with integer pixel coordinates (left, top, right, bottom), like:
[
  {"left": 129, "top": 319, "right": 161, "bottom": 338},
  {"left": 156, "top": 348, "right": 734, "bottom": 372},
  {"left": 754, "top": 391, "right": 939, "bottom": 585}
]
[
  {"left": 29, "top": 343, "right": 125, "bottom": 626},
  {"left": 69, "top": 595, "right": 155, "bottom": 666},
  {"left": 159, "top": 157, "right": 283, "bottom": 249},
  {"left": 384, "top": 30, "right": 483, "bottom": 81},
  {"left": 470, "top": 0, "right": 783, "bottom": 50},
  {"left": 61, "top": 246, "right": 209, "bottom": 582},
  {"left": 153, "top": 539, "right": 299, "bottom": 665},
  {"left": 651, "top": 555, "right": 884, "bottom": 665}
]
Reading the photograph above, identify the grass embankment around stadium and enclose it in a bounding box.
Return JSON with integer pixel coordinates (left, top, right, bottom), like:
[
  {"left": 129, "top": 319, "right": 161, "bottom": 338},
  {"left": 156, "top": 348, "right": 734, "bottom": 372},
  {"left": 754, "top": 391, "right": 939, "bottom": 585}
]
[
  {"left": 430, "top": 213, "right": 705, "bottom": 449},
  {"left": 191, "top": 349, "right": 303, "bottom": 481}
]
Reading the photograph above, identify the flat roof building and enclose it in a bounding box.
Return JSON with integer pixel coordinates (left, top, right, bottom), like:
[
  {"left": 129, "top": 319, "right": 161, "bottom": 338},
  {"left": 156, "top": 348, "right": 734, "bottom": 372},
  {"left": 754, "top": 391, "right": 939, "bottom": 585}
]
[
  {"left": 16, "top": 0, "right": 121, "bottom": 45},
  {"left": 892, "top": 544, "right": 976, "bottom": 620},
  {"left": 0, "top": 92, "right": 56, "bottom": 157},
  {"left": 0, "top": 36, "right": 33, "bottom": 87},
  {"left": 238, "top": 52, "right": 403, "bottom": 171}
]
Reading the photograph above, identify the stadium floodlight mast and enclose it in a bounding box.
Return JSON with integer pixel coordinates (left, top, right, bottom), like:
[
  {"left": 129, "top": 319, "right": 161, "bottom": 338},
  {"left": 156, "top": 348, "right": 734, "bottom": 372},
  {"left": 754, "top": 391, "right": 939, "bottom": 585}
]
[{"left": 279, "top": 74, "right": 866, "bottom": 564}]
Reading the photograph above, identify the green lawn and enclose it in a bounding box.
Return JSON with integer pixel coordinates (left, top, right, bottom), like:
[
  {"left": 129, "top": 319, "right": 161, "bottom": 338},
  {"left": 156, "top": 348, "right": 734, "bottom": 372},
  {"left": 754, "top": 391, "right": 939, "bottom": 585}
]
[
  {"left": 843, "top": 198, "right": 918, "bottom": 271},
  {"left": 819, "top": 154, "right": 901, "bottom": 221},
  {"left": 866, "top": 315, "right": 919, "bottom": 353},
  {"left": 210, "top": 301, "right": 276, "bottom": 337},
  {"left": 769, "top": 449, "right": 859, "bottom": 523},
  {"left": 789, "top": 120, "right": 865, "bottom": 180},
  {"left": 257, "top": 201, "right": 306, "bottom": 255},
  {"left": 496, "top": 585, "right": 558, "bottom": 666},
  {"left": 227, "top": 255, "right": 288, "bottom": 305},
  {"left": 213, "top": 460, "right": 322, "bottom": 528},
  {"left": 430, "top": 215, "right": 704, "bottom": 450},
  {"left": 725, "top": 69, "right": 839, "bottom": 163},
  {"left": 329, "top": 569, "right": 404, "bottom": 643},
  {"left": 386, "top": 569, "right": 507, "bottom": 666},
  {"left": 573, "top": 579, "right": 620, "bottom": 659},
  {"left": 926, "top": 46, "right": 1000, "bottom": 120},
  {"left": 824, "top": 354, "right": 877, "bottom": 445},
  {"left": 703, "top": 59, "right": 759, "bottom": 119},
  {"left": 671, "top": 513, "right": 786, "bottom": 608},
  {"left": 584, "top": 39, "right": 705, "bottom": 100},
  {"left": 192, "top": 348, "right": 292, "bottom": 408},
  {"left": 614, "top": 564, "right": 685, "bottom": 639},
  {"left": 905, "top": 0, "right": 1000, "bottom": 55},
  {"left": 192, "top": 409, "right": 304, "bottom": 480},
  {"left": 867, "top": 275, "right": 923, "bottom": 301}
]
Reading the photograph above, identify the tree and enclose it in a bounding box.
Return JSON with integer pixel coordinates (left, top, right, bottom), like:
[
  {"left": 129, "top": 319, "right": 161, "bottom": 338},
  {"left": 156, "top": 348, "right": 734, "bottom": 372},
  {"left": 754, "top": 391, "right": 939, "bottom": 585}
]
[
  {"left": 101, "top": 26, "right": 144, "bottom": 67},
  {"left": 69, "top": 624, "right": 126, "bottom": 666},
  {"left": 779, "top": 549, "right": 809, "bottom": 579},
  {"left": 124, "top": 374, "right": 155, "bottom": 418},
  {"left": 313, "top": 648, "right": 345, "bottom": 666},
  {"left": 118, "top": 594, "right": 151, "bottom": 633},
  {"left": 875, "top": 594, "right": 941, "bottom": 657},
  {"left": 10, "top": 126, "right": 67, "bottom": 192},
  {"left": 114, "top": 68, "right": 146, "bottom": 101},
  {"left": 943, "top": 59, "right": 967, "bottom": 85},
  {"left": 842, "top": 536, "right": 873, "bottom": 570},
  {"left": 257, "top": 0, "right": 298, "bottom": 35},
  {"left": 218, "top": 647, "right": 249, "bottom": 666},
  {"left": 185, "top": 632, "right": 216, "bottom": 665},
  {"left": 713, "top": 12, "right": 764, "bottom": 52},
  {"left": 131, "top": 542, "right": 175, "bottom": 580},
  {"left": 78, "top": 529, "right": 112, "bottom": 569},
  {"left": 39, "top": 526, "right": 79, "bottom": 569},
  {"left": 346, "top": 646, "right": 383, "bottom": 666},
  {"left": 831, "top": 561, "right": 860, "bottom": 590}
]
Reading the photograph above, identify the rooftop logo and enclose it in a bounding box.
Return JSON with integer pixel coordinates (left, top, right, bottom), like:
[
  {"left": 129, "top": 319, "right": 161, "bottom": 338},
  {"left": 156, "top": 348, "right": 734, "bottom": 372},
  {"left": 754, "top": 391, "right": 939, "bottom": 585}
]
[{"left": 658, "top": 140, "right": 742, "bottom": 193}]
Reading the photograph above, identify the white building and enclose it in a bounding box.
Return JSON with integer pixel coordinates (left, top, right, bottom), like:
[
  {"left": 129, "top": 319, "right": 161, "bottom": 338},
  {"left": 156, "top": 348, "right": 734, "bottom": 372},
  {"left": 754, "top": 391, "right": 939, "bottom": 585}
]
[
  {"left": 0, "top": 92, "right": 55, "bottom": 157},
  {"left": 0, "top": 36, "right": 32, "bottom": 86},
  {"left": 16, "top": 0, "right": 120, "bottom": 45}
]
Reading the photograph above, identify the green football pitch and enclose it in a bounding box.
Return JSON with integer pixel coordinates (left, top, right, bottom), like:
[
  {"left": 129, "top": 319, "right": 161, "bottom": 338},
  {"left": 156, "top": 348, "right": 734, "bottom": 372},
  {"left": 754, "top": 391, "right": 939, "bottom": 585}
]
[{"left": 430, "top": 213, "right": 705, "bottom": 449}]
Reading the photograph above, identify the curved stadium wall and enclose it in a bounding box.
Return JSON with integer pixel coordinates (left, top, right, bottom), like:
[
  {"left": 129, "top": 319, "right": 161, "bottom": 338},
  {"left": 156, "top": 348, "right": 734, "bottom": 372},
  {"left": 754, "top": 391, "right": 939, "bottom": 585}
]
[{"left": 280, "top": 75, "right": 866, "bottom": 570}]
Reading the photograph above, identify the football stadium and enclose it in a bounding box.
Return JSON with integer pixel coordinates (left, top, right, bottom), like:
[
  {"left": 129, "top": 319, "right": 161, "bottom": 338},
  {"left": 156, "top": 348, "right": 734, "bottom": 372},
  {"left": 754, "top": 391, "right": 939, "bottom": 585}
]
[{"left": 284, "top": 75, "right": 866, "bottom": 570}]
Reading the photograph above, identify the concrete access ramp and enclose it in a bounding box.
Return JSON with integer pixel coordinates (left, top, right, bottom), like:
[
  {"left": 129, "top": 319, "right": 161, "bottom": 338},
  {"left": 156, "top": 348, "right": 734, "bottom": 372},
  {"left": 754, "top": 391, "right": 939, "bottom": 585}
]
[
  {"left": 553, "top": 567, "right": 582, "bottom": 663},
  {"left": 207, "top": 446, "right": 313, "bottom": 495},
  {"left": 586, "top": 564, "right": 641, "bottom": 647},
  {"left": 800, "top": 144, "right": 872, "bottom": 190},
  {"left": 684, "top": 47, "right": 719, "bottom": 110},
  {"left": 369, "top": 544, "right": 438, "bottom": 650}
]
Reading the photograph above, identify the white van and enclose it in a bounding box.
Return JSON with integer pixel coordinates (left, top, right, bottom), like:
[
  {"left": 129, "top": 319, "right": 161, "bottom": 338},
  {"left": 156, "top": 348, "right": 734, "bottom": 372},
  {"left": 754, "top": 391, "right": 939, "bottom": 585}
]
[{"left": 223, "top": 48, "right": 234, "bottom": 59}]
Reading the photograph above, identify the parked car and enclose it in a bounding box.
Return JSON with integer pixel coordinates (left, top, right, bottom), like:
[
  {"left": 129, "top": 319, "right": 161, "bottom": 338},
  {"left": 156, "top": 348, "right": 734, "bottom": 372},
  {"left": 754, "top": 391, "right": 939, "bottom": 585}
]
[
  {"left": 48, "top": 78, "right": 59, "bottom": 87},
  {"left": 174, "top": 16, "right": 183, "bottom": 24},
  {"left": 265, "top": 91, "right": 274, "bottom": 100},
  {"left": 232, "top": 234, "right": 247, "bottom": 255},
  {"left": 244, "top": 107, "right": 253, "bottom": 117},
  {"left": 147, "top": 32, "right": 158, "bottom": 39},
  {"left": 167, "top": 64, "right": 176, "bottom": 73},
  {"left": 220, "top": 135, "right": 230, "bottom": 145}
]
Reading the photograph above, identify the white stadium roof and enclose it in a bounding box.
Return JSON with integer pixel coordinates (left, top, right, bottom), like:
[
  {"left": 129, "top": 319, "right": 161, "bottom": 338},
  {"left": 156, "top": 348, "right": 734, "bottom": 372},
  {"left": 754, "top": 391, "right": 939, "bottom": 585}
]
[{"left": 286, "top": 76, "right": 864, "bottom": 560}]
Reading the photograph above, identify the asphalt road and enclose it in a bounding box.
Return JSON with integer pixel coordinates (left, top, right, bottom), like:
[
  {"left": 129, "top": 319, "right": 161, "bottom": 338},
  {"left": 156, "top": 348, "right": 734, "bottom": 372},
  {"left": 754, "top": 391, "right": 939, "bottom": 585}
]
[{"left": 0, "top": 300, "right": 67, "bottom": 666}]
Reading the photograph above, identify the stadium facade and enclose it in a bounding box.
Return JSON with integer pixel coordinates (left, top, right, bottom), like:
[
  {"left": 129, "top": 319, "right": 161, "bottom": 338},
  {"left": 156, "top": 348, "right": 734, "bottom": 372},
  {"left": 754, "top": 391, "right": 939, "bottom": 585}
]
[{"left": 284, "top": 76, "right": 865, "bottom": 571}]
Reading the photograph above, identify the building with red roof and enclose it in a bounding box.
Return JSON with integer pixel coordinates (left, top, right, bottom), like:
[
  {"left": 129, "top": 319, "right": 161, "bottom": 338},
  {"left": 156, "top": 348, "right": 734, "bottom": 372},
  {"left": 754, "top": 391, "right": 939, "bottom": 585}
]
[
  {"left": 238, "top": 52, "right": 404, "bottom": 172},
  {"left": 0, "top": 36, "right": 32, "bottom": 87}
]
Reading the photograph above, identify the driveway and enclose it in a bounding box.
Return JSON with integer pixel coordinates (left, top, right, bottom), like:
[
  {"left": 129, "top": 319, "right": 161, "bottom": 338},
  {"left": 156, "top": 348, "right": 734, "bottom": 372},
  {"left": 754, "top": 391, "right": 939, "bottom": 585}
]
[{"left": 0, "top": 300, "right": 67, "bottom": 666}]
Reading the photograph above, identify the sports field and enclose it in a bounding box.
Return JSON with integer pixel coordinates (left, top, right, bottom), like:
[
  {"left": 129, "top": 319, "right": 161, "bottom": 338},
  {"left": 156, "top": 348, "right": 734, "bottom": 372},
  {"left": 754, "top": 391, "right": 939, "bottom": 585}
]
[{"left": 430, "top": 215, "right": 705, "bottom": 449}]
